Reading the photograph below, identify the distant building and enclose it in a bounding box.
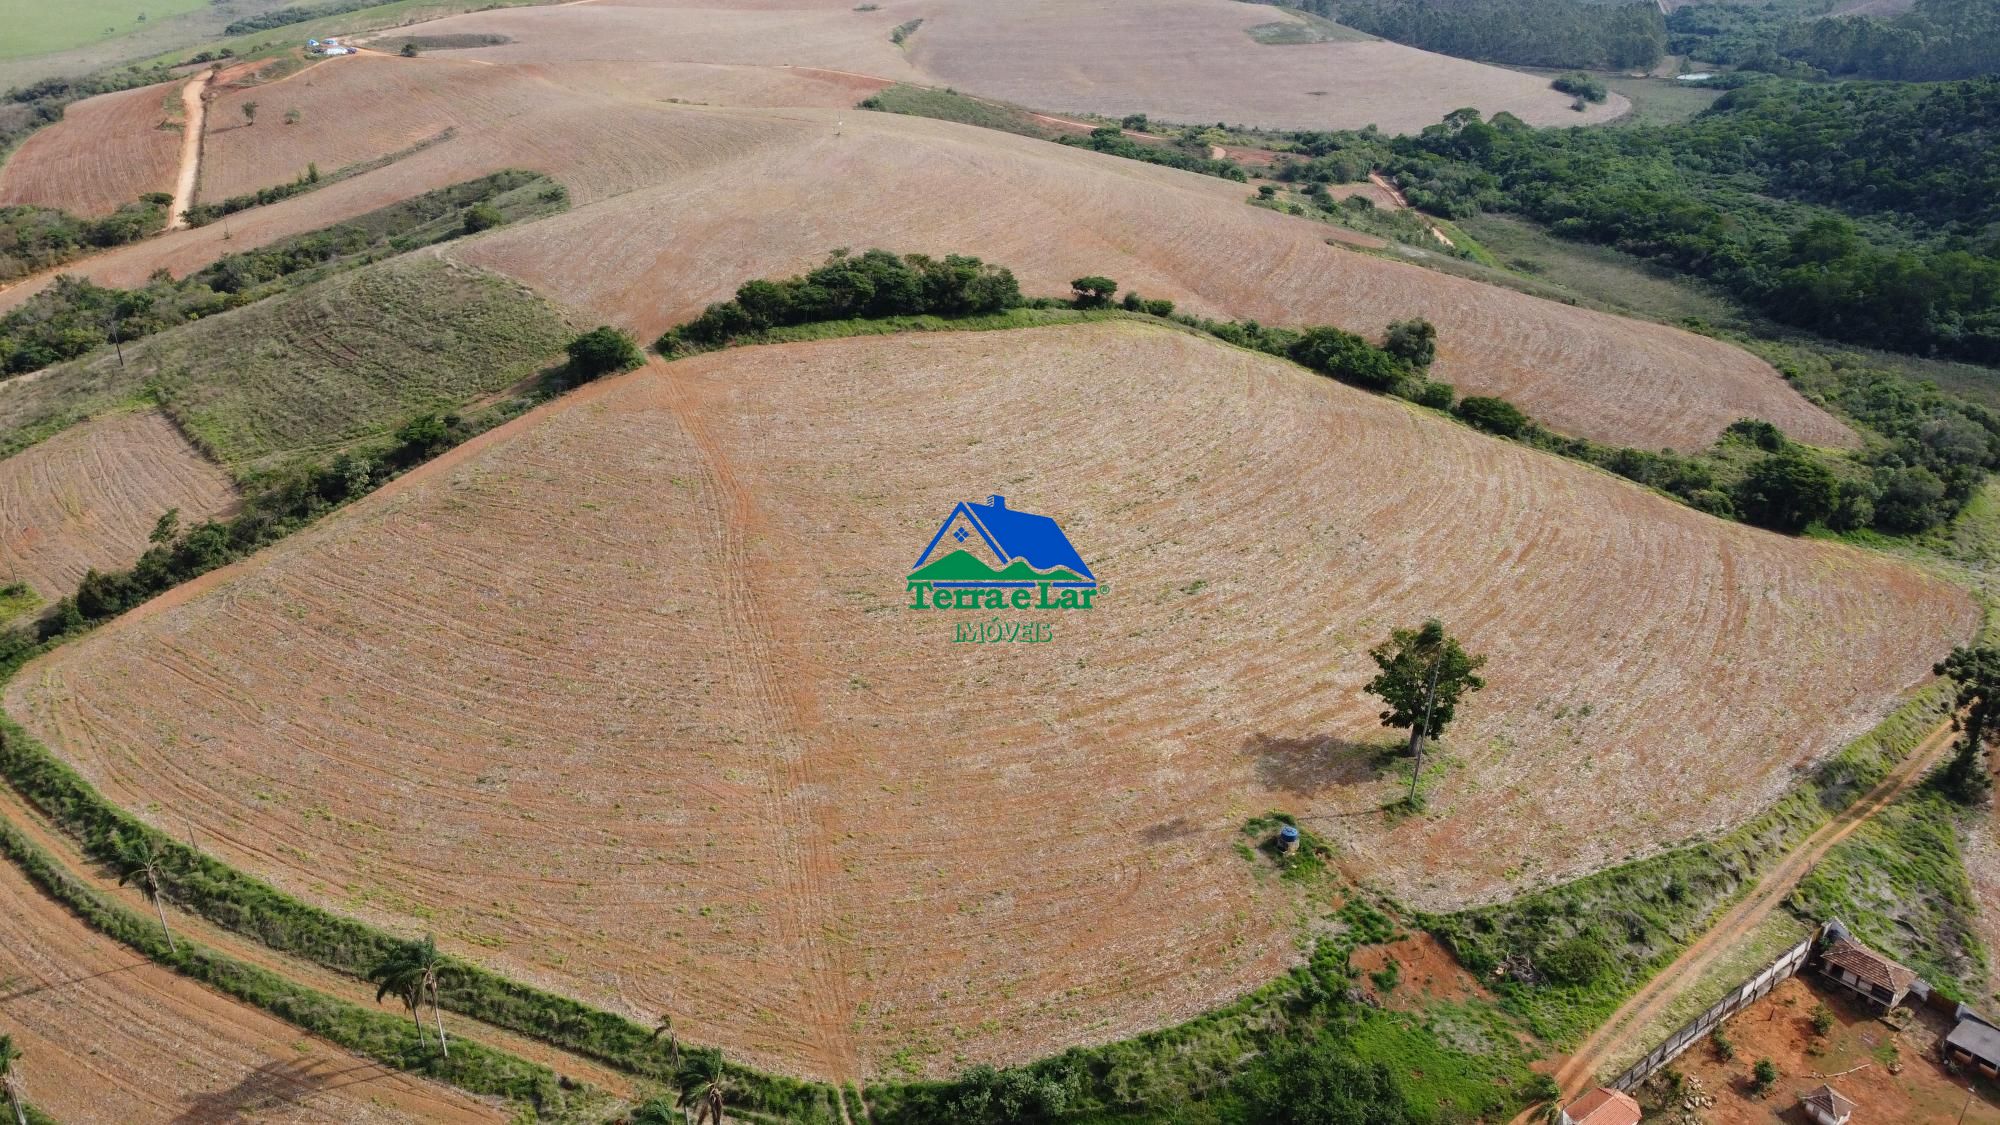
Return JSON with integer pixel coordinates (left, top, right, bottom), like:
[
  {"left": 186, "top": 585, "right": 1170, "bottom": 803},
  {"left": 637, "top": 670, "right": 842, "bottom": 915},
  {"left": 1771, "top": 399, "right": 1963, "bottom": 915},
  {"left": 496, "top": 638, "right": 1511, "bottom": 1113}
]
[
  {"left": 1945, "top": 1014, "right": 2000, "bottom": 1079},
  {"left": 1559, "top": 1087, "right": 1642, "bottom": 1125},
  {"left": 1676, "top": 73, "right": 1715, "bottom": 82},
  {"left": 1801, "top": 1083, "right": 1856, "bottom": 1125},
  {"left": 1817, "top": 937, "right": 1917, "bottom": 1010}
]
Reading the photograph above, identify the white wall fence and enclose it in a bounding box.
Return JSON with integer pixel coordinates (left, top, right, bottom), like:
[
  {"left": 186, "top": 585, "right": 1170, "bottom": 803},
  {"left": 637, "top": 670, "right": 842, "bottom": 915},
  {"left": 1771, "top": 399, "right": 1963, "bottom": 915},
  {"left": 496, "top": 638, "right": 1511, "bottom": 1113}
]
[{"left": 1607, "top": 929, "right": 1819, "bottom": 1092}]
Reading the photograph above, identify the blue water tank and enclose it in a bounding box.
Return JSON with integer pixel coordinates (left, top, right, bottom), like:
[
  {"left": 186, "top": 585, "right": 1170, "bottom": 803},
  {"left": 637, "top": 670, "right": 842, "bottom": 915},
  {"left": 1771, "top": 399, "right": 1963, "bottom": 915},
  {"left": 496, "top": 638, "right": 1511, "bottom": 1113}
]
[{"left": 1278, "top": 825, "right": 1300, "bottom": 847}]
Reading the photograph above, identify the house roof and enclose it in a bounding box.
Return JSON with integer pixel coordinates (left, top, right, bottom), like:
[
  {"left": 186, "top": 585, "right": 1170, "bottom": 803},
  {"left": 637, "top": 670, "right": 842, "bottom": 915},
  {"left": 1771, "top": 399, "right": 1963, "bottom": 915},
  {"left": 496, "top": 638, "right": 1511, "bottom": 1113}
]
[
  {"left": 1948, "top": 1016, "right": 2000, "bottom": 1062},
  {"left": 914, "top": 495, "right": 1094, "bottom": 580},
  {"left": 1802, "top": 1083, "right": 1856, "bottom": 1114},
  {"left": 1822, "top": 937, "right": 1918, "bottom": 994},
  {"left": 1564, "top": 1087, "right": 1641, "bottom": 1125}
]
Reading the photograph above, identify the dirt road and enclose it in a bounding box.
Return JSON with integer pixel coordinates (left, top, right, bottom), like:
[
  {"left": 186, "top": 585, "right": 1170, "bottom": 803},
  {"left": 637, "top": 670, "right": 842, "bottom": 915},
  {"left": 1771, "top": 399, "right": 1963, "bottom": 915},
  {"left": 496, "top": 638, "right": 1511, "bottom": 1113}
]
[
  {"left": 167, "top": 70, "right": 211, "bottom": 230},
  {"left": 1544, "top": 718, "right": 1957, "bottom": 1104}
]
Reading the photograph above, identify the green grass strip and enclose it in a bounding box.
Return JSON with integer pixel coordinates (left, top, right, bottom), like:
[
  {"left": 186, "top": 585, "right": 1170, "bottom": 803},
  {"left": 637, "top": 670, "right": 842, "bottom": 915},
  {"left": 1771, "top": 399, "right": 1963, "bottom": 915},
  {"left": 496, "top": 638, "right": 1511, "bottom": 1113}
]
[{"left": 0, "top": 815, "right": 572, "bottom": 1114}]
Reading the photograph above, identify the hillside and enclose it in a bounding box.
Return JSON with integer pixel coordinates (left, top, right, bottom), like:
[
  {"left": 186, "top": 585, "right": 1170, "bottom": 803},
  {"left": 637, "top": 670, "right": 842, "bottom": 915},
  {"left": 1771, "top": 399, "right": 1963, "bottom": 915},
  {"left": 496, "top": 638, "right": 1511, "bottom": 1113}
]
[
  {"left": 0, "top": 80, "right": 182, "bottom": 217},
  {"left": 6, "top": 320, "right": 1969, "bottom": 1082},
  {"left": 0, "top": 410, "right": 237, "bottom": 609},
  {"left": 0, "top": 255, "right": 574, "bottom": 468}
]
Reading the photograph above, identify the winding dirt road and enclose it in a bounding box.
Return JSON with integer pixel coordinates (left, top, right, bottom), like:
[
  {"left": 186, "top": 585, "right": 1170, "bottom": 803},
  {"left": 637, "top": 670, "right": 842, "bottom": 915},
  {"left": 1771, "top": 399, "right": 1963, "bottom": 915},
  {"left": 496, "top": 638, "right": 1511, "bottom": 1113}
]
[
  {"left": 1540, "top": 717, "right": 1957, "bottom": 1109},
  {"left": 167, "top": 70, "right": 212, "bottom": 230}
]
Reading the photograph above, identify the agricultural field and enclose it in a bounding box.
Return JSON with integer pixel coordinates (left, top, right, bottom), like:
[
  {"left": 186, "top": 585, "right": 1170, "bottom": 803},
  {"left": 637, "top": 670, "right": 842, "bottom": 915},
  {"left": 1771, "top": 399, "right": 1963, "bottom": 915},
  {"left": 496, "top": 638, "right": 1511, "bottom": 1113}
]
[
  {"left": 0, "top": 256, "right": 574, "bottom": 468},
  {"left": 0, "top": 410, "right": 237, "bottom": 607},
  {"left": 0, "top": 835, "right": 505, "bottom": 1123},
  {"left": 0, "top": 0, "right": 211, "bottom": 60},
  {"left": 0, "top": 80, "right": 183, "bottom": 217},
  {"left": 901, "top": 0, "right": 1630, "bottom": 131},
  {"left": 6, "top": 321, "right": 1970, "bottom": 1080}
]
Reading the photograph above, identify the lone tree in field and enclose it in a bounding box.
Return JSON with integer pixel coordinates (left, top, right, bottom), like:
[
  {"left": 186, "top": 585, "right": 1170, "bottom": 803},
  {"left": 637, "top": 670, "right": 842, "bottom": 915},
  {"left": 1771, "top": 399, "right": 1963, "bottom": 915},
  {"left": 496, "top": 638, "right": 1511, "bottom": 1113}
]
[
  {"left": 677, "top": 1053, "right": 734, "bottom": 1125},
  {"left": 0, "top": 1035, "right": 25, "bottom": 1125},
  {"left": 1936, "top": 643, "right": 2000, "bottom": 803},
  {"left": 369, "top": 935, "right": 450, "bottom": 1057},
  {"left": 112, "top": 830, "right": 177, "bottom": 954},
  {"left": 1366, "top": 619, "right": 1486, "bottom": 804},
  {"left": 1070, "top": 275, "right": 1118, "bottom": 308},
  {"left": 241, "top": 101, "right": 258, "bottom": 126},
  {"left": 566, "top": 326, "right": 643, "bottom": 382}
]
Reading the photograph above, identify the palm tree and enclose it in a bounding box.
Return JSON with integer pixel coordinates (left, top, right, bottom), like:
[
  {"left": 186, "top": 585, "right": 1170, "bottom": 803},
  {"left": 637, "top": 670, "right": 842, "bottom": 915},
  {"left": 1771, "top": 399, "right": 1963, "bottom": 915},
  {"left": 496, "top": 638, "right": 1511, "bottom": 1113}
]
[
  {"left": 368, "top": 936, "right": 449, "bottom": 1057},
  {"left": 112, "top": 831, "right": 176, "bottom": 954},
  {"left": 0, "top": 1034, "right": 28, "bottom": 1125},
  {"left": 677, "top": 1053, "right": 732, "bottom": 1125},
  {"left": 650, "top": 1010, "right": 680, "bottom": 1068}
]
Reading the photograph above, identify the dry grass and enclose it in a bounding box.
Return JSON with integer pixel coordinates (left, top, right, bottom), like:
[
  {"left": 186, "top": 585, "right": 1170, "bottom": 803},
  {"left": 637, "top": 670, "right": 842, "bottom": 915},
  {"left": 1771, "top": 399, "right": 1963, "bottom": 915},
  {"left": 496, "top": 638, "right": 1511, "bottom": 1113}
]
[
  {"left": 0, "top": 79, "right": 183, "bottom": 215},
  {"left": 903, "top": 0, "right": 1630, "bottom": 131},
  {"left": 0, "top": 409, "right": 237, "bottom": 604},
  {"left": 7, "top": 322, "right": 1969, "bottom": 1082},
  {"left": 0, "top": 826, "right": 505, "bottom": 1124},
  {"left": 0, "top": 256, "right": 575, "bottom": 468}
]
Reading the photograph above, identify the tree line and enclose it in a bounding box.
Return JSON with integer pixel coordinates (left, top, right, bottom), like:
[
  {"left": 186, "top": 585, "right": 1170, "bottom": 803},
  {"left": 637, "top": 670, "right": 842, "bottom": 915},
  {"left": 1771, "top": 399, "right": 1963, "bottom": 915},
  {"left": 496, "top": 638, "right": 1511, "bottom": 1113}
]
[
  {"left": 1259, "top": 0, "right": 1665, "bottom": 68},
  {"left": 1671, "top": 0, "right": 2000, "bottom": 81},
  {"left": 1273, "top": 81, "right": 2000, "bottom": 365},
  {"left": 0, "top": 199, "right": 166, "bottom": 286}
]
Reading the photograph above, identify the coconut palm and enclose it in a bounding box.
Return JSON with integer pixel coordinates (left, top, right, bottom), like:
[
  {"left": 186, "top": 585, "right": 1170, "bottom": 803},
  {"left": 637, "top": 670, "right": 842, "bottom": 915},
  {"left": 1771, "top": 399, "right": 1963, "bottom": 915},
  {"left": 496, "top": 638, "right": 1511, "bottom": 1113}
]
[
  {"left": 111, "top": 831, "right": 176, "bottom": 954},
  {"left": 650, "top": 1010, "right": 680, "bottom": 1068},
  {"left": 677, "top": 1053, "right": 732, "bottom": 1125},
  {"left": 1, "top": 1034, "right": 27, "bottom": 1125},
  {"left": 368, "top": 935, "right": 450, "bottom": 1057},
  {"left": 373, "top": 936, "right": 448, "bottom": 1058}
]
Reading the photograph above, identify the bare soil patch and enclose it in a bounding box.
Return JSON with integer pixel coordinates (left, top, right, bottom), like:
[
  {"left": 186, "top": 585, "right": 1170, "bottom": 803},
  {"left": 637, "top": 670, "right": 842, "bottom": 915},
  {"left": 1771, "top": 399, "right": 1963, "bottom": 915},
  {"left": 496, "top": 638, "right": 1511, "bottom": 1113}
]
[
  {"left": 6, "top": 322, "right": 1969, "bottom": 1081},
  {"left": 1652, "top": 975, "right": 2000, "bottom": 1124},
  {"left": 0, "top": 842, "right": 504, "bottom": 1124},
  {"left": 0, "top": 80, "right": 181, "bottom": 216},
  {"left": 0, "top": 409, "right": 237, "bottom": 604}
]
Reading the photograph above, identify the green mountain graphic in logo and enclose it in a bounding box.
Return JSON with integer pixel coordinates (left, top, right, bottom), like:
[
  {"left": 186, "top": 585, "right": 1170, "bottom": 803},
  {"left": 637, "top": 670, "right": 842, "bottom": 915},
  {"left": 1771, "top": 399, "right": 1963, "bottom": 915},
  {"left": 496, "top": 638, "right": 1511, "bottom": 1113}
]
[{"left": 907, "top": 549, "right": 1086, "bottom": 585}]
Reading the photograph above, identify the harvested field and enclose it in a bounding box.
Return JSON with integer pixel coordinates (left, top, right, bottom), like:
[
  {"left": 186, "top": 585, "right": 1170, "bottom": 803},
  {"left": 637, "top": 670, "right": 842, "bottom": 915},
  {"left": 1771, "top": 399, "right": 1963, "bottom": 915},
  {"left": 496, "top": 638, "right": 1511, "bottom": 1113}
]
[
  {"left": 0, "top": 410, "right": 236, "bottom": 604},
  {"left": 0, "top": 256, "right": 573, "bottom": 467},
  {"left": 6, "top": 322, "right": 1970, "bottom": 1081},
  {"left": 0, "top": 80, "right": 182, "bottom": 216},
  {"left": 0, "top": 843, "right": 505, "bottom": 1124},
  {"left": 446, "top": 109, "right": 1851, "bottom": 451},
  {"left": 903, "top": 0, "right": 1629, "bottom": 131}
]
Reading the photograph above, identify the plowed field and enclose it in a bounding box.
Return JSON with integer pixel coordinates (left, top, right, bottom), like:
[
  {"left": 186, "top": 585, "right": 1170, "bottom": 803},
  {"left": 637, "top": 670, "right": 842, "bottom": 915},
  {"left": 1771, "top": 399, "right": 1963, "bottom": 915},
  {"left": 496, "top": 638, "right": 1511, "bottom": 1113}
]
[
  {"left": 0, "top": 80, "right": 182, "bottom": 216},
  {"left": 0, "top": 410, "right": 236, "bottom": 604},
  {"left": 0, "top": 849, "right": 501, "bottom": 1123},
  {"left": 7, "top": 322, "right": 1969, "bottom": 1082},
  {"left": 904, "top": 0, "right": 1629, "bottom": 131},
  {"left": 446, "top": 110, "right": 1852, "bottom": 451}
]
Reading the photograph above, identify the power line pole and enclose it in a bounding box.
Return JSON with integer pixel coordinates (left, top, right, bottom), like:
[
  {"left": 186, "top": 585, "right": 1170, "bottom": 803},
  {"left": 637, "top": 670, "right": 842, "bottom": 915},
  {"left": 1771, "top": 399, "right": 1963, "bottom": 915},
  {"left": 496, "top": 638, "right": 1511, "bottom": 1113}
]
[{"left": 1410, "top": 647, "right": 1443, "bottom": 805}]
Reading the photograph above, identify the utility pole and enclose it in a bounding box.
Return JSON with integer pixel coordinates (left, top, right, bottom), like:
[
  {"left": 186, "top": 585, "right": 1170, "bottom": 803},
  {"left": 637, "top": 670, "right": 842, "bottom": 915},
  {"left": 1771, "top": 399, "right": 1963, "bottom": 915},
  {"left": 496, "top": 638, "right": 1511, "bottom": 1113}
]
[
  {"left": 106, "top": 304, "right": 125, "bottom": 368},
  {"left": 1959, "top": 1083, "right": 1975, "bottom": 1125}
]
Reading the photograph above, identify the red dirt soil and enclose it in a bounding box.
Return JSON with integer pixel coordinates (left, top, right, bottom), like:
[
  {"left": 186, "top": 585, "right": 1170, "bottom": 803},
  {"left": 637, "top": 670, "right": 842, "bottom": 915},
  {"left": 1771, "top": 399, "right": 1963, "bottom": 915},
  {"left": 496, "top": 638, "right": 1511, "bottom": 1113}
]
[
  {"left": 0, "top": 851, "right": 504, "bottom": 1124},
  {"left": 6, "top": 322, "right": 1970, "bottom": 1082},
  {"left": 1352, "top": 932, "right": 1492, "bottom": 1011},
  {"left": 1654, "top": 976, "right": 2000, "bottom": 1124},
  {"left": 0, "top": 409, "right": 238, "bottom": 605},
  {"left": 0, "top": 80, "right": 183, "bottom": 217}
]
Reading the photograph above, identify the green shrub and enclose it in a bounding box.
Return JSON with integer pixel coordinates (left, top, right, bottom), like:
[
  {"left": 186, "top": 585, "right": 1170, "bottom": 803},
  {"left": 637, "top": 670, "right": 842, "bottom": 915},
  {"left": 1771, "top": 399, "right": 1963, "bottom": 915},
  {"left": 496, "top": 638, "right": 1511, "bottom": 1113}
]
[
  {"left": 1070, "top": 275, "right": 1118, "bottom": 308},
  {"left": 1455, "top": 395, "right": 1530, "bottom": 437},
  {"left": 565, "top": 326, "right": 643, "bottom": 381},
  {"left": 1383, "top": 317, "right": 1437, "bottom": 369},
  {"left": 661, "top": 250, "right": 1022, "bottom": 352},
  {"left": 1750, "top": 1057, "right": 1777, "bottom": 1094},
  {"left": 1551, "top": 73, "right": 1609, "bottom": 103},
  {"left": 1288, "top": 325, "right": 1407, "bottom": 390},
  {"left": 460, "top": 202, "right": 504, "bottom": 234},
  {"left": 1539, "top": 934, "right": 1614, "bottom": 986},
  {"left": 1409, "top": 380, "right": 1455, "bottom": 410}
]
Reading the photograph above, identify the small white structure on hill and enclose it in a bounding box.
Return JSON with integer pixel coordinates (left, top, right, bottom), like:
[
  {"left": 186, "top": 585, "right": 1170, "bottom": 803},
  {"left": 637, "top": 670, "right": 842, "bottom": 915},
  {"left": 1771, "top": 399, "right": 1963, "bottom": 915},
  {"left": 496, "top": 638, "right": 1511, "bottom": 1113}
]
[
  {"left": 1559, "top": 1088, "right": 1641, "bottom": 1125},
  {"left": 1801, "top": 1083, "right": 1856, "bottom": 1125}
]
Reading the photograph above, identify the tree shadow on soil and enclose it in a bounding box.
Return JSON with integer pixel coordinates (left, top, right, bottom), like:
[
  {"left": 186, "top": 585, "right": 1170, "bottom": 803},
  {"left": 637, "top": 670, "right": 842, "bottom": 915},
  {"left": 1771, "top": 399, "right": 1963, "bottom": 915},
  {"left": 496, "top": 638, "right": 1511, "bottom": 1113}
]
[
  {"left": 171, "top": 1057, "right": 393, "bottom": 1124},
  {"left": 1242, "top": 731, "right": 1407, "bottom": 806}
]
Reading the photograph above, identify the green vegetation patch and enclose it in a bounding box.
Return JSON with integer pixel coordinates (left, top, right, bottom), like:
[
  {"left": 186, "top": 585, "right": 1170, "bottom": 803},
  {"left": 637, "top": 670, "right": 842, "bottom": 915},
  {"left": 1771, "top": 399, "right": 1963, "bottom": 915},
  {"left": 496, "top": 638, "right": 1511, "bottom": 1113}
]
[
  {"left": 1246, "top": 12, "right": 1373, "bottom": 44},
  {"left": 1790, "top": 789, "right": 1990, "bottom": 999},
  {"left": 0, "top": 584, "right": 40, "bottom": 627},
  {"left": 0, "top": 0, "right": 212, "bottom": 59},
  {"left": 858, "top": 84, "right": 1053, "bottom": 139}
]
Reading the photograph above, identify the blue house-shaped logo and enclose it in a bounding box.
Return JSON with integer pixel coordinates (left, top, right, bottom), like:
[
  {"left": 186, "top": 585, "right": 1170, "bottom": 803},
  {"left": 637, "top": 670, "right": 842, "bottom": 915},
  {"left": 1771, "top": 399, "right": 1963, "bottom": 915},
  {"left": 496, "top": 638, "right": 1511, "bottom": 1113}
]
[{"left": 907, "top": 495, "right": 1097, "bottom": 610}]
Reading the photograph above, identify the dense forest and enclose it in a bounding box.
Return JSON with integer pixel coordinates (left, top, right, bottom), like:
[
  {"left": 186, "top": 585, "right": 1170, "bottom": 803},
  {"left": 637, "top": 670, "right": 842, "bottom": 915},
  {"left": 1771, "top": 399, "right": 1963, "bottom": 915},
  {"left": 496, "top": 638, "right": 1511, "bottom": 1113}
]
[
  {"left": 1273, "top": 78, "right": 2000, "bottom": 363},
  {"left": 1260, "top": 0, "right": 1665, "bottom": 68},
  {"left": 1670, "top": 0, "right": 2000, "bottom": 80}
]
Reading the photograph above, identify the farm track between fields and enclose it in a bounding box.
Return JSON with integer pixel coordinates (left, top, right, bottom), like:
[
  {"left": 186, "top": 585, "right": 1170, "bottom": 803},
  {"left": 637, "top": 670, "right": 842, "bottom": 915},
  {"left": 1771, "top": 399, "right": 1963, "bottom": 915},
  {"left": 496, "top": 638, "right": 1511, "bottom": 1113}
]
[{"left": 1513, "top": 716, "right": 1958, "bottom": 1121}]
